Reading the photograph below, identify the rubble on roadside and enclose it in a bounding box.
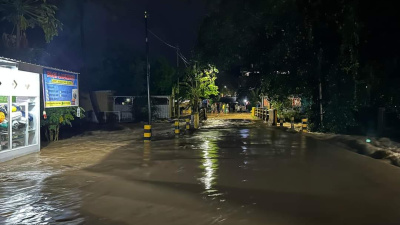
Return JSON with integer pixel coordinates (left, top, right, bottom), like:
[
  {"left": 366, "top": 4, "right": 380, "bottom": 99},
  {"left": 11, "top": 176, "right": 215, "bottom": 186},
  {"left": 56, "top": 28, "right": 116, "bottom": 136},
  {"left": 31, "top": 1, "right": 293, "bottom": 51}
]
[
  {"left": 276, "top": 121, "right": 400, "bottom": 167},
  {"left": 310, "top": 133, "right": 400, "bottom": 167}
]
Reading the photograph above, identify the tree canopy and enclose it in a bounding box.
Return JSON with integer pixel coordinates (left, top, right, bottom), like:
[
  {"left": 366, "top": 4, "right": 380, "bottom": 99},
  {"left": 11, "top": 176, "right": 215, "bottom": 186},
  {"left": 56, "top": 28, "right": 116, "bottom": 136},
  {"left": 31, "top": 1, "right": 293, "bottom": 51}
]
[
  {"left": 0, "top": 0, "right": 62, "bottom": 48},
  {"left": 196, "top": 0, "right": 400, "bottom": 133},
  {"left": 182, "top": 63, "right": 219, "bottom": 112}
]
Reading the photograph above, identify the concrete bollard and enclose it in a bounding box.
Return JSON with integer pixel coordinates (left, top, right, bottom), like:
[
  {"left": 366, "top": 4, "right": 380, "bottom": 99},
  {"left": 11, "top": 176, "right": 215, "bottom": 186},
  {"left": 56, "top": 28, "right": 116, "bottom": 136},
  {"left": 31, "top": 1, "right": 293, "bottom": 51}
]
[
  {"left": 185, "top": 118, "right": 190, "bottom": 130},
  {"left": 302, "top": 118, "right": 308, "bottom": 132},
  {"left": 144, "top": 125, "right": 152, "bottom": 142},
  {"left": 175, "top": 121, "right": 180, "bottom": 135},
  {"left": 291, "top": 117, "right": 295, "bottom": 130}
]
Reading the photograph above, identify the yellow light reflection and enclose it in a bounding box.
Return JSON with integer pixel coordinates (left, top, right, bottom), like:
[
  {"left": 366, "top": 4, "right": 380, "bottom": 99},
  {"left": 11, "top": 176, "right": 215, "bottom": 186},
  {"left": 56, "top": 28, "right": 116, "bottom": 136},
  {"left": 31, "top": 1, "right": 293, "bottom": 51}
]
[{"left": 143, "top": 142, "right": 151, "bottom": 167}]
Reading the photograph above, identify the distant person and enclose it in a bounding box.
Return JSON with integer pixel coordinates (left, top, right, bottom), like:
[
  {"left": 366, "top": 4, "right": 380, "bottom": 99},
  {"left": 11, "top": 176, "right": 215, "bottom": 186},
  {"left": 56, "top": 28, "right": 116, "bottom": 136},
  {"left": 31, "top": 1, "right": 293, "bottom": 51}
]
[
  {"left": 211, "top": 103, "right": 215, "bottom": 114},
  {"left": 222, "top": 104, "right": 226, "bottom": 114},
  {"left": 217, "top": 102, "right": 220, "bottom": 113}
]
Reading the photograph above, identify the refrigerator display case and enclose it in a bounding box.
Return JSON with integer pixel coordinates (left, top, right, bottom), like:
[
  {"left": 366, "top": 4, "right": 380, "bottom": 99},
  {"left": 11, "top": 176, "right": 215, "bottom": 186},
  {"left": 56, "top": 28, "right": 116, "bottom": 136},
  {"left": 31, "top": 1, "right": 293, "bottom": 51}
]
[{"left": 0, "top": 67, "right": 40, "bottom": 162}]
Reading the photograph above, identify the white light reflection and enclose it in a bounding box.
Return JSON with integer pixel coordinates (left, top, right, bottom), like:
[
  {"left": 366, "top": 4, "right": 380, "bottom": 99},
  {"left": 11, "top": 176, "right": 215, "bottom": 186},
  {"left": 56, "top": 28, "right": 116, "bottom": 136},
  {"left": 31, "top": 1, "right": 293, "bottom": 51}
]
[
  {"left": 239, "top": 129, "right": 250, "bottom": 138},
  {"left": 199, "top": 140, "right": 220, "bottom": 195},
  {"left": 241, "top": 145, "right": 247, "bottom": 153}
]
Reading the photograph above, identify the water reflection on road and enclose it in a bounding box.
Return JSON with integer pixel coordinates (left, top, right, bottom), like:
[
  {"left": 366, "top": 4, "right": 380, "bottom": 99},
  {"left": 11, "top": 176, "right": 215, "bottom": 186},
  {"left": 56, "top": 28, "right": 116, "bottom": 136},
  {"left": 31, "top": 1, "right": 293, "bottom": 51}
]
[
  {"left": 2, "top": 119, "right": 400, "bottom": 225},
  {"left": 199, "top": 140, "right": 220, "bottom": 196}
]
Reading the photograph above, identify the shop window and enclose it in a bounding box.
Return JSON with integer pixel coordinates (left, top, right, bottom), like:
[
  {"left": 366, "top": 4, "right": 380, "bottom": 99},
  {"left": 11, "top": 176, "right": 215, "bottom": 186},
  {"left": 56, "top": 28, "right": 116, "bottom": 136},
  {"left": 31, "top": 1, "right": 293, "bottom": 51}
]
[
  {"left": 12, "top": 97, "right": 38, "bottom": 149},
  {"left": 0, "top": 96, "right": 10, "bottom": 151}
]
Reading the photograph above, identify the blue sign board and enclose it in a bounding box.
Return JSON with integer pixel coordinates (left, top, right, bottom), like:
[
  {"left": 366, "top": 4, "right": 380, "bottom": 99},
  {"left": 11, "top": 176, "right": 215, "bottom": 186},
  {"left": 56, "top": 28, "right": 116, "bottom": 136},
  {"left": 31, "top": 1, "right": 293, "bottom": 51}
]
[{"left": 43, "top": 69, "right": 79, "bottom": 108}]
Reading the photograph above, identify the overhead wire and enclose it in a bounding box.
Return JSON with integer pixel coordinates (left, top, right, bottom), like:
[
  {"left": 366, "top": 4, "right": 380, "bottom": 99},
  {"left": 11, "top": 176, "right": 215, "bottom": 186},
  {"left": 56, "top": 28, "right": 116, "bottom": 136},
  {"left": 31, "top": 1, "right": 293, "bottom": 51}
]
[
  {"left": 178, "top": 51, "right": 189, "bottom": 63},
  {"left": 131, "top": 14, "right": 191, "bottom": 66},
  {"left": 178, "top": 52, "right": 189, "bottom": 66},
  {"left": 148, "top": 29, "right": 191, "bottom": 67},
  {"left": 147, "top": 29, "right": 178, "bottom": 50}
]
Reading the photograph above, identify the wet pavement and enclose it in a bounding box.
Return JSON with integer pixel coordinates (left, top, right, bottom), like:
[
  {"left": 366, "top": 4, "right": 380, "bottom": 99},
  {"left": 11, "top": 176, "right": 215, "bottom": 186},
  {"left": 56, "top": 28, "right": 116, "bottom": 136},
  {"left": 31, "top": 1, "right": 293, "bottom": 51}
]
[{"left": 2, "top": 119, "right": 400, "bottom": 224}]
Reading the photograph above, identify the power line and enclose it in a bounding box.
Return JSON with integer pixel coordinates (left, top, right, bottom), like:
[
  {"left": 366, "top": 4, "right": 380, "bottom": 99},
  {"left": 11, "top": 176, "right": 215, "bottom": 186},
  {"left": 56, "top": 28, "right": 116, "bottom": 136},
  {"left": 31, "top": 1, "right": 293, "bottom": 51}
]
[
  {"left": 178, "top": 51, "right": 189, "bottom": 62},
  {"left": 178, "top": 52, "right": 189, "bottom": 66},
  {"left": 148, "top": 29, "right": 178, "bottom": 50},
  {"left": 177, "top": 51, "right": 188, "bottom": 63},
  {"left": 147, "top": 29, "right": 190, "bottom": 66},
  {"left": 132, "top": 14, "right": 191, "bottom": 66}
]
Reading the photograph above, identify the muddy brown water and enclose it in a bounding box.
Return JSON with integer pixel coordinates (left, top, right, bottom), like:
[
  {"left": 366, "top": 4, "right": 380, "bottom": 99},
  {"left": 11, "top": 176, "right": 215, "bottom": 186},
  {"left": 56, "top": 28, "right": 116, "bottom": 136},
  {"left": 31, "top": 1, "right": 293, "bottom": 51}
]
[{"left": 1, "top": 120, "right": 400, "bottom": 225}]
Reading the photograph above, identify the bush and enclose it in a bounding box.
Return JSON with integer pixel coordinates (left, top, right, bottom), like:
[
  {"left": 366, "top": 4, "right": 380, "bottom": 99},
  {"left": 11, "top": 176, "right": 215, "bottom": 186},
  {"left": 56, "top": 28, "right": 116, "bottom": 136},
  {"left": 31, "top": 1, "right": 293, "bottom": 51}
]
[
  {"left": 41, "top": 107, "right": 85, "bottom": 141},
  {"left": 271, "top": 98, "right": 301, "bottom": 121},
  {"left": 281, "top": 108, "right": 302, "bottom": 121}
]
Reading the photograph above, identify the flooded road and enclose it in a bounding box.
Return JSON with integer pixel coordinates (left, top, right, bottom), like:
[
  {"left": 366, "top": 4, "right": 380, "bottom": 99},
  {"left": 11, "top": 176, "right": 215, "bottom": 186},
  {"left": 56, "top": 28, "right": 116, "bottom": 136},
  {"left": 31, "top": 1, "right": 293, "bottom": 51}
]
[{"left": 2, "top": 119, "right": 400, "bottom": 224}]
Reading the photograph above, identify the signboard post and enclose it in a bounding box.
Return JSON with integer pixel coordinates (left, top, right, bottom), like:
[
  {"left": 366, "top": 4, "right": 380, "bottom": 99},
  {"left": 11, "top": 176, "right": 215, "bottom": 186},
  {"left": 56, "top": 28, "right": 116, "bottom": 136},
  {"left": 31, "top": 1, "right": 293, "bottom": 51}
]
[{"left": 43, "top": 69, "right": 79, "bottom": 108}]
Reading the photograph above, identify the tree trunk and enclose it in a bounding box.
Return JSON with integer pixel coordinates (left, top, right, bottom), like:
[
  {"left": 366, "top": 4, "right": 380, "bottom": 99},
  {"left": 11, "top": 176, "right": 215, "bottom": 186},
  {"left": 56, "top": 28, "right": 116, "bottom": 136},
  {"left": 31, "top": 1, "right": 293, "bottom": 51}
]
[
  {"left": 16, "top": 22, "right": 21, "bottom": 49},
  {"left": 50, "top": 128, "right": 54, "bottom": 142},
  {"left": 193, "top": 112, "right": 199, "bottom": 129},
  {"left": 45, "top": 127, "right": 50, "bottom": 142},
  {"left": 55, "top": 125, "right": 59, "bottom": 141},
  {"left": 193, "top": 98, "right": 199, "bottom": 113}
]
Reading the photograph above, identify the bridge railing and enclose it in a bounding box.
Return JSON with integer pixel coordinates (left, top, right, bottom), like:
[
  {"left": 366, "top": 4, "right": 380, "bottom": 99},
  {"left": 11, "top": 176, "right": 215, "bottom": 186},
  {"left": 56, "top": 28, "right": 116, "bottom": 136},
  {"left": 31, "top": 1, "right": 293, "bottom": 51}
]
[
  {"left": 253, "top": 107, "right": 278, "bottom": 125},
  {"left": 254, "top": 107, "right": 269, "bottom": 121}
]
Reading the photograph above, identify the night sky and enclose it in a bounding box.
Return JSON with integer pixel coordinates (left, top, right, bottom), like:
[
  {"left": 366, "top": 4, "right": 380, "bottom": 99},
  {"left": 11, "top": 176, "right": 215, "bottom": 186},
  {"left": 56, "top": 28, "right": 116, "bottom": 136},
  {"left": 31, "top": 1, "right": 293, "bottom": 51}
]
[{"left": 45, "top": 0, "right": 207, "bottom": 72}]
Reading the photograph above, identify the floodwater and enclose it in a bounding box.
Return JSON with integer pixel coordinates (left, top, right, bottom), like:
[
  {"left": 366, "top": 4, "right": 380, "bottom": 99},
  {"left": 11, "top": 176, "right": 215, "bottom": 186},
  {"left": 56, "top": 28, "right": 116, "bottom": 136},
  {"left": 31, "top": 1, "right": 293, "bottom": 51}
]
[{"left": 1, "top": 119, "right": 400, "bottom": 225}]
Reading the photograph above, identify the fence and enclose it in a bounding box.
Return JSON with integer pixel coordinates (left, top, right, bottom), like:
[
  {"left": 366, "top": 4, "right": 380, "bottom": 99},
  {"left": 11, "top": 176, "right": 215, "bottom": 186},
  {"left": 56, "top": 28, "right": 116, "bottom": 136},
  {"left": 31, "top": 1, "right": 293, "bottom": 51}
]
[
  {"left": 101, "top": 111, "right": 121, "bottom": 123},
  {"left": 254, "top": 107, "right": 269, "bottom": 121},
  {"left": 254, "top": 107, "right": 277, "bottom": 125},
  {"left": 114, "top": 104, "right": 134, "bottom": 122},
  {"left": 110, "top": 95, "right": 172, "bottom": 122},
  {"left": 154, "top": 105, "right": 170, "bottom": 119},
  {"left": 113, "top": 96, "right": 134, "bottom": 122}
]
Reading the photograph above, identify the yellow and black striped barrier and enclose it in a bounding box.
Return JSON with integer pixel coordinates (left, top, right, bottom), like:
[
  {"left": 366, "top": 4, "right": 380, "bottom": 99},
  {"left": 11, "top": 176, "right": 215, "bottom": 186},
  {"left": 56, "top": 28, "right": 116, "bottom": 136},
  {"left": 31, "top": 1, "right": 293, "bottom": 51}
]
[
  {"left": 175, "top": 121, "right": 180, "bottom": 135},
  {"left": 185, "top": 119, "right": 190, "bottom": 130},
  {"left": 302, "top": 118, "right": 308, "bottom": 132},
  {"left": 144, "top": 124, "right": 151, "bottom": 142}
]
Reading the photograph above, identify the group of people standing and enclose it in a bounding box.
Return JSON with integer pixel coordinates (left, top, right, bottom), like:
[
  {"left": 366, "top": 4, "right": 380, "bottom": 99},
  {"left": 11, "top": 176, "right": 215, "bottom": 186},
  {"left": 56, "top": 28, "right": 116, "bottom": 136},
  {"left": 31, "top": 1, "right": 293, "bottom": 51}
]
[{"left": 210, "top": 102, "right": 234, "bottom": 114}]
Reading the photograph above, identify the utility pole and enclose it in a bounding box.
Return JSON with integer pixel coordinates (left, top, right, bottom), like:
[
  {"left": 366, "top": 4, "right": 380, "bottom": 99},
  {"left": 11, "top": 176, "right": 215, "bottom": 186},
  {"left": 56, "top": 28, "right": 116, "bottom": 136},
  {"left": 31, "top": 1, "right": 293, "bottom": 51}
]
[
  {"left": 176, "top": 45, "right": 180, "bottom": 68},
  {"left": 317, "top": 48, "right": 323, "bottom": 128},
  {"left": 176, "top": 45, "right": 180, "bottom": 119},
  {"left": 145, "top": 11, "right": 151, "bottom": 125}
]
